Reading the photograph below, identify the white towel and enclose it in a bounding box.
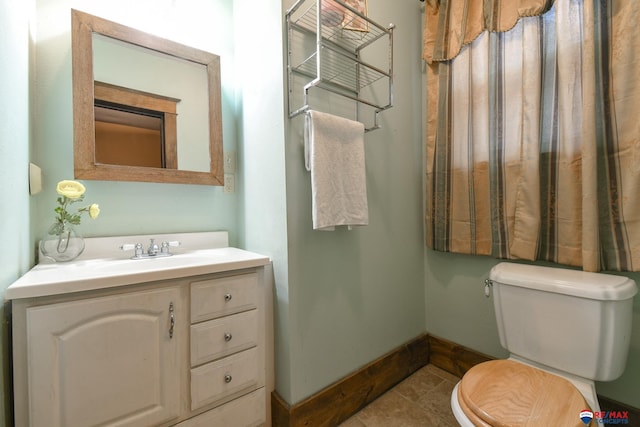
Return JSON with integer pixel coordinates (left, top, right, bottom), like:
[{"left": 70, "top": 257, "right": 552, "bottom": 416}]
[{"left": 304, "top": 110, "right": 368, "bottom": 231}]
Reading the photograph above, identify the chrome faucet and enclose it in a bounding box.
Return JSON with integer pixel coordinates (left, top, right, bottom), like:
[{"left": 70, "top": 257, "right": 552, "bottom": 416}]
[
  {"left": 120, "top": 239, "right": 181, "bottom": 259},
  {"left": 148, "top": 239, "right": 159, "bottom": 256}
]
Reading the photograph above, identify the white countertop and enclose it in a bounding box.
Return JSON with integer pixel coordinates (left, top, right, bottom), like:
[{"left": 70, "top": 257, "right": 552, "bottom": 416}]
[{"left": 6, "top": 232, "right": 270, "bottom": 300}]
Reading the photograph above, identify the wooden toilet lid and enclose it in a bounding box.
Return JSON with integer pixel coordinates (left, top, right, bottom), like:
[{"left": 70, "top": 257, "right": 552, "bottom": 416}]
[{"left": 458, "top": 360, "right": 592, "bottom": 427}]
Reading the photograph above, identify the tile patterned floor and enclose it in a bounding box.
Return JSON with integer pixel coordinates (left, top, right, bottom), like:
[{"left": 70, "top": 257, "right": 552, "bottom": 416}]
[{"left": 339, "top": 365, "right": 460, "bottom": 427}]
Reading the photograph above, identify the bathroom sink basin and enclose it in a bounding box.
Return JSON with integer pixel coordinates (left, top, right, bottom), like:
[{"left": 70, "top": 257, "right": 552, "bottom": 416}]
[
  {"left": 6, "top": 242, "right": 270, "bottom": 301},
  {"left": 89, "top": 252, "right": 218, "bottom": 272}
]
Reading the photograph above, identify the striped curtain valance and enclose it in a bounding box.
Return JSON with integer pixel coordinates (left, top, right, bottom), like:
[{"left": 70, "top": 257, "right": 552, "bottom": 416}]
[{"left": 423, "top": 0, "right": 555, "bottom": 63}]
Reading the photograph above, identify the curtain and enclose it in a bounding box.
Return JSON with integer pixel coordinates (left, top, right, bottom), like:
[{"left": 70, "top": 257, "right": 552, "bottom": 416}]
[
  {"left": 423, "top": 0, "right": 554, "bottom": 64},
  {"left": 424, "top": 0, "right": 640, "bottom": 272}
]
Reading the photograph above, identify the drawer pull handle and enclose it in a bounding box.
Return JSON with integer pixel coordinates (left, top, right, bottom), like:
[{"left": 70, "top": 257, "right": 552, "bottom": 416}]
[
  {"left": 169, "top": 302, "right": 175, "bottom": 339},
  {"left": 224, "top": 333, "right": 233, "bottom": 342},
  {"left": 224, "top": 374, "right": 232, "bottom": 383},
  {"left": 224, "top": 293, "right": 232, "bottom": 302}
]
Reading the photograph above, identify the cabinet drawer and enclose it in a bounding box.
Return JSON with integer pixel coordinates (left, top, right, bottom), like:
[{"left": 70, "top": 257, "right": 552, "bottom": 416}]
[
  {"left": 191, "top": 309, "right": 258, "bottom": 366},
  {"left": 191, "top": 273, "right": 257, "bottom": 323},
  {"left": 176, "top": 388, "right": 265, "bottom": 427},
  {"left": 191, "top": 347, "right": 259, "bottom": 411}
]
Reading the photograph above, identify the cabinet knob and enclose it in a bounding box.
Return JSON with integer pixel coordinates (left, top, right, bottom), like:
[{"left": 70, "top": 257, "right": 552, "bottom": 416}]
[
  {"left": 224, "top": 333, "right": 233, "bottom": 342},
  {"left": 224, "top": 374, "right": 232, "bottom": 383},
  {"left": 224, "top": 293, "right": 232, "bottom": 302}
]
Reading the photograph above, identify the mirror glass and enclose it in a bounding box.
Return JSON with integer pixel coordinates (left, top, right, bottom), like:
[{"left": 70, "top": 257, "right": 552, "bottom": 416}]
[{"left": 72, "top": 9, "right": 224, "bottom": 185}]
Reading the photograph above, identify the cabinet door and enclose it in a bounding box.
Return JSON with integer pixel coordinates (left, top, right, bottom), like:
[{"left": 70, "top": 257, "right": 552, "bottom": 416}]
[{"left": 26, "top": 286, "right": 184, "bottom": 427}]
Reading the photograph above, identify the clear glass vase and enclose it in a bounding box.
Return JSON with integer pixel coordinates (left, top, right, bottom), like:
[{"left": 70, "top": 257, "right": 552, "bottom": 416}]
[{"left": 39, "top": 221, "right": 85, "bottom": 262}]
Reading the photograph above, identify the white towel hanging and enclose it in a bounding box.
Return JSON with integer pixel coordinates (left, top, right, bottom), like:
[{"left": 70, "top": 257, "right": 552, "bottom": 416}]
[{"left": 304, "top": 110, "right": 368, "bottom": 231}]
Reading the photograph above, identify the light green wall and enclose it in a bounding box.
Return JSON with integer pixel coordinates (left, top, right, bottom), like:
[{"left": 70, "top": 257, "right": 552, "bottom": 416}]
[
  {"left": 1, "top": 0, "right": 35, "bottom": 425},
  {"left": 1, "top": 1, "right": 34, "bottom": 278},
  {"left": 232, "top": 0, "right": 291, "bottom": 401},
  {"left": 279, "top": 0, "right": 426, "bottom": 403}
]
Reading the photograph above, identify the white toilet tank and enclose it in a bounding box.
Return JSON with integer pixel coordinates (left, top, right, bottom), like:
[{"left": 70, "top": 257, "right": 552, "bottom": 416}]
[{"left": 489, "top": 263, "right": 637, "bottom": 382}]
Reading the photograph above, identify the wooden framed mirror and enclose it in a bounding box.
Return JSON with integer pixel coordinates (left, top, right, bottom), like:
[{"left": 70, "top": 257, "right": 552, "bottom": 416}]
[{"left": 71, "top": 9, "right": 224, "bottom": 185}]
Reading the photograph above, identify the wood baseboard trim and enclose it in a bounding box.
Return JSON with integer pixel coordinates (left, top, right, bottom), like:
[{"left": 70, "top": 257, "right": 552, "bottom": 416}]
[
  {"left": 427, "top": 334, "right": 640, "bottom": 422},
  {"left": 271, "top": 333, "right": 430, "bottom": 427},
  {"left": 426, "top": 334, "right": 492, "bottom": 378},
  {"left": 272, "top": 333, "right": 639, "bottom": 426},
  {"left": 597, "top": 396, "right": 640, "bottom": 425}
]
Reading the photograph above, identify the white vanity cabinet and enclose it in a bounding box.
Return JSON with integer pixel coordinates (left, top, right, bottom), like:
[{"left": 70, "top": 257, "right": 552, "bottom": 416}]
[
  {"left": 13, "top": 283, "right": 187, "bottom": 427},
  {"left": 7, "top": 234, "right": 272, "bottom": 427}
]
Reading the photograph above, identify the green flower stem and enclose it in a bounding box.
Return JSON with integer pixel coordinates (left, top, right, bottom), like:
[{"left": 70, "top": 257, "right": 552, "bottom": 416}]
[{"left": 50, "top": 195, "right": 86, "bottom": 235}]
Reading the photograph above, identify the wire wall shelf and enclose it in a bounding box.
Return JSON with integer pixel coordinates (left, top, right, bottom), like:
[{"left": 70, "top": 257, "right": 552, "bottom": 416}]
[{"left": 286, "top": 0, "right": 394, "bottom": 131}]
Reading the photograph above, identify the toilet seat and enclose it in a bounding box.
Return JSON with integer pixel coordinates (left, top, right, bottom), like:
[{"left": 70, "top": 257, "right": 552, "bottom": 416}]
[{"left": 457, "top": 360, "right": 590, "bottom": 427}]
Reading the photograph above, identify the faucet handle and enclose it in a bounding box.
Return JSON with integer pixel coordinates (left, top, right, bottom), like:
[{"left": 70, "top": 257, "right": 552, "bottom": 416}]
[
  {"left": 160, "top": 240, "right": 181, "bottom": 254},
  {"left": 120, "top": 243, "right": 144, "bottom": 258}
]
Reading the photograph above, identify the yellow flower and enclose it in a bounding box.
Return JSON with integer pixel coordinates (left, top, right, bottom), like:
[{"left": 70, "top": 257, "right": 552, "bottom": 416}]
[
  {"left": 89, "top": 204, "right": 100, "bottom": 219},
  {"left": 56, "top": 180, "right": 86, "bottom": 200},
  {"left": 48, "top": 180, "right": 99, "bottom": 235}
]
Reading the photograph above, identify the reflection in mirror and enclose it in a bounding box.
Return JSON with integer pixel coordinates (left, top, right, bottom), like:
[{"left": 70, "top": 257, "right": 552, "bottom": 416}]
[
  {"left": 95, "top": 104, "right": 165, "bottom": 168},
  {"left": 94, "top": 81, "right": 179, "bottom": 169},
  {"left": 71, "top": 9, "right": 224, "bottom": 185},
  {"left": 92, "top": 34, "right": 209, "bottom": 172}
]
